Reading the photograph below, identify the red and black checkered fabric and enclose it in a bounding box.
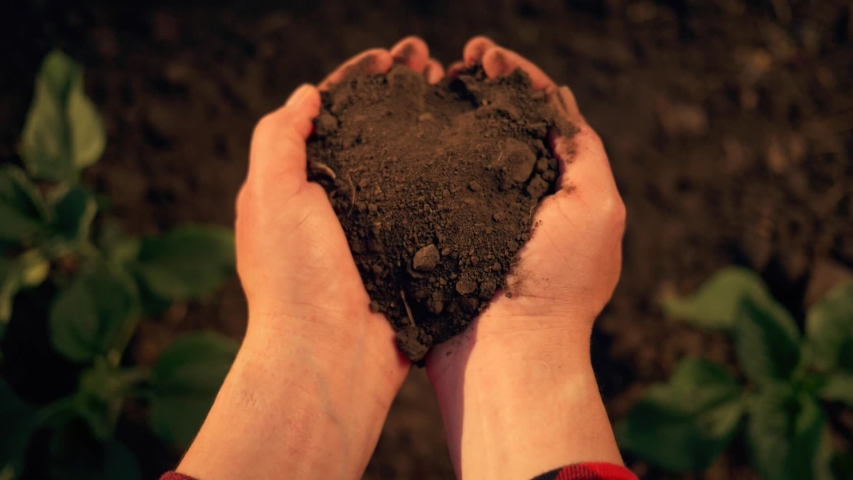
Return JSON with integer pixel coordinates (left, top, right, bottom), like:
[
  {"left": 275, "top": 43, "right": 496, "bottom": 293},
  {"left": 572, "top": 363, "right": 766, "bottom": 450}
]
[{"left": 163, "top": 462, "right": 637, "bottom": 480}]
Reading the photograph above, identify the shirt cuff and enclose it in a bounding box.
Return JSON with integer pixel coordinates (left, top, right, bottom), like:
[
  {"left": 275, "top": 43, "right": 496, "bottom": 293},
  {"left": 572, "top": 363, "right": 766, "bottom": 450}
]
[{"left": 532, "top": 462, "right": 639, "bottom": 480}]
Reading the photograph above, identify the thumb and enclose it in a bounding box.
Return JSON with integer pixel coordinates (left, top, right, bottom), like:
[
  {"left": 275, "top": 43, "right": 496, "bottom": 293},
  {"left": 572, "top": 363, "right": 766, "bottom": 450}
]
[{"left": 245, "top": 84, "right": 321, "bottom": 201}]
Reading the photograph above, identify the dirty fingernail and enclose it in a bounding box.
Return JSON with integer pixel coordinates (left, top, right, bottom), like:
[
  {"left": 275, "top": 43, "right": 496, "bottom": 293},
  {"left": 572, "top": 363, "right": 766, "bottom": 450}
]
[{"left": 392, "top": 42, "right": 416, "bottom": 64}]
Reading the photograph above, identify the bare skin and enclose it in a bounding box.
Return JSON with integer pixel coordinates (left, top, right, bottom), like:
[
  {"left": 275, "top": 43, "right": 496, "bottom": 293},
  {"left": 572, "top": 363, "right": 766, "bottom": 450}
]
[
  {"left": 426, "top": 36, "right": 626, "bottom": 480},
  {"left": 177, "top": 36, "right": 625, "bottom": 480}
]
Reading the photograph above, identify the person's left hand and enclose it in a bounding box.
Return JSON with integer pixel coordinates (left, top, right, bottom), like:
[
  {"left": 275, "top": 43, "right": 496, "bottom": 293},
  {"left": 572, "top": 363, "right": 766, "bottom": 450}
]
[{"left": 179, "top": 37, "right": 444, "bottom": 480}]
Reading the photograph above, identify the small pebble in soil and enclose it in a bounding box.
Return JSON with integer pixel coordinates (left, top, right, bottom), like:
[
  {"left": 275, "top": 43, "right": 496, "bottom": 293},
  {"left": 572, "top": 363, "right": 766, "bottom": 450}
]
[{"left": 413, "top": 244, "right": 440, "bottom": 272}]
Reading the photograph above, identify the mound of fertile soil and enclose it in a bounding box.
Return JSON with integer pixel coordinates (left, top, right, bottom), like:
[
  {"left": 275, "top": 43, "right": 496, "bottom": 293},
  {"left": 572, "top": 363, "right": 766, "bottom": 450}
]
[{"left": 307, "top": 65, "right": 573, "bottom": 362}]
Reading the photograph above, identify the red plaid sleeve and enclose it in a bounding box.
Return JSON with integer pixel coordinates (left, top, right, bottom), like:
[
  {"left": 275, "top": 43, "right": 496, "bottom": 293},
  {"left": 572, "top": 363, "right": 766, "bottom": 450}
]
[
  {"left": 163, "top": 462, "right": 637, "bottom": 480},
  {"left": 533, "top": 462, "right": 639, "bottom": 480}
]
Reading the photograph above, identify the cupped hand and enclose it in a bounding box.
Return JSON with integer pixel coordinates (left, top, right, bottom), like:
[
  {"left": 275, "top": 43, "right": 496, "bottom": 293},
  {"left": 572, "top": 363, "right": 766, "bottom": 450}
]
[
  {"left": 180, "top": 37, "right": 445, "bottom": 480},
  {"left": 425, "top": 37, "right": 626, "bottom": 480}
]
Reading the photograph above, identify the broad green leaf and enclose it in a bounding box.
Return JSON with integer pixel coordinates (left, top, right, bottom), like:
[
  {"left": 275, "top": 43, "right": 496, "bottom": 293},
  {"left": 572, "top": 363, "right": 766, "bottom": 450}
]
[
  {"left": 67, "top": 83, "right": 106, "bottom": 170},
  {"left": 74, "top": 362, "right": 150, "bottom": 439},
  {"left": 150, "top": 332, "right": 238, "bottom": 447},
  {"left": 107, "top": 238, "right": 140, "bottom": 268},
  {"left": 734, "top": 297, "right": 801, "bottom": 384},
  {"left": 747, "top": 386, "right": 828, "bottom": 480},
  {"left": 49, "top": 263, "right": 139, "bottom": 362},
  {"left": 52, "top": 185, "right": 97, "bottom": 247},
  {"left": 819, "top": 373, "right": 853, "bottom": 407},
  {"left": 17, "top": 249, "right": 50, "bottom": 287},
  {"left": 0, "top": 165, "right": 49, "bottom": 244},
  {"left": 21, "top": 50, "right": 105, "bottom": 183},
  {"left": 616, "top": 358, "right": 744, "bottom": 472},
  {"left": 133, "top": 225, "right": 235, "bottom": 301},
  {"left": 806, "top": 282, "right": 853, "bottom": 372},
  {"left": 0, "top": 379, "right": 38, "bottom": 478},
  {"left": 663, "top": 267, "right": 774, "bottom": 330},
  {"left": 0, "top": 250, "right": 50, "bottom": 326}
]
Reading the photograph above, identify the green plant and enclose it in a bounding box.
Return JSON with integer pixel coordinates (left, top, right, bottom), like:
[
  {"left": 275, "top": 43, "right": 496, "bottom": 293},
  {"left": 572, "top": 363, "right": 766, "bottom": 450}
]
[
  {"left": 617, "top": 267, "right": 853, "bottom": 480},
  {"left": 0, "top": 51, "right": 238, "bottom": 479}
]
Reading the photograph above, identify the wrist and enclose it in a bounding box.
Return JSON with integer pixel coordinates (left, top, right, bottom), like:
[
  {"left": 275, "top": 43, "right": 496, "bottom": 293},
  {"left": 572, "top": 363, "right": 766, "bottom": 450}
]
[
  {"left": 426, "top": 312, "right": 623, "bottom": 480},
  {"left": 178, "top": 312, "right": 407, "bottom": 479}
]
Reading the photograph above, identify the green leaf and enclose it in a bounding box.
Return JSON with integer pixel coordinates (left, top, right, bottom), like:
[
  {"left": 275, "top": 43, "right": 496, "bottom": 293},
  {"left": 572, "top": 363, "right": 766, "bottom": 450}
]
[
  {"left": 132, "top": 225, "right": 235, "bottom": 301},
  {"left": 150, "top": 332, "right": 238, "bottom": 447},
  {"left": 0, "top": 379, "right": 38, "bottom": 478},
  {"left": 0, "top": 165, "right": 49, "bottom": 244},
  {"left": 819, "top": 373, "right": 853, "bottom": 407},
  {"left": 21, "top": 50, "right": 105, "bottom": 183},
  {"left": 0, "top": 250, "right": 50, "bottom": 327},
  {"left": 49, "top": 262, "right": 139, "bottom": 362},
  {"left": 47, "top": 417, "right": 141, "bottom": 480},
  {"left": 663, "top": 267, "right": 774, "bottom": 330},
  {"left": 734, "top": 297, "right": 801, "bottom": 384},
  {"left": 806, "top": 282, "right": 853, "bottom": 372},
  {"left": 74, "top": 362, "right": 150, "bottom": 439},
  {"left": 747, "top": 386, "right": 828, "bottom": 480},
  {"left": 52, "top": 185, "right": 97, "bottom": 247},
  {"left": 616, "top": 358, "right": 744, "bottom": 472}
]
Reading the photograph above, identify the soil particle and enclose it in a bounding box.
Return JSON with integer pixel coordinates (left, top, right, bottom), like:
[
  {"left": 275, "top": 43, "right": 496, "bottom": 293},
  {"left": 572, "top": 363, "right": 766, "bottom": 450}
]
[
  {"left": 308, "top": 65, "right": 569, "bottom": 361},
  {"left": 413, "top": 244, "right": 440, "bottom": 272}
]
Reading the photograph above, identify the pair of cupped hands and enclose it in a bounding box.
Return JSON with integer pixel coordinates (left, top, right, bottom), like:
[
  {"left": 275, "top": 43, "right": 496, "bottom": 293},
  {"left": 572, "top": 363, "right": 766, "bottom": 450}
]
[{"left": 179, "top": 37, "right": 626, "bottom": 480}]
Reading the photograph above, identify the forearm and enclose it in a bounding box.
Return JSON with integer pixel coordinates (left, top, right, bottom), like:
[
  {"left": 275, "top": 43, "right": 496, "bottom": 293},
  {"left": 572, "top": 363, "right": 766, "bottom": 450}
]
[
  {"left": 177, "top": 321, "right": 401, "bottom": 480},
  {"left": 429, "top": 323, "right": 623, "bottom": 480}
]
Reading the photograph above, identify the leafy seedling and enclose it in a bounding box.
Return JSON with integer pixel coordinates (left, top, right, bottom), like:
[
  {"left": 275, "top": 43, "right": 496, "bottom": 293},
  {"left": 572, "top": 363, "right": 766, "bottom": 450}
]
[
  {"left": 618, "top": 267, "right": 853, "bottom": 480},
  {"left": 0, "top": 50, "right": 239, "bottom": 479}
]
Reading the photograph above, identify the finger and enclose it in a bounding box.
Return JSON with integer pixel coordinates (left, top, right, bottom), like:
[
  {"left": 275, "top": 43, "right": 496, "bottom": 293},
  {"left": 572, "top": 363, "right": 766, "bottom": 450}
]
[
  {"left": 463, "top": 36, "right": 496, "bottom": 66},
  {"left": 319, "top": 49, "right": 394, "bottom": 90},
  {"left": 423, "top": 58, "right": 445, "bottom": 84},
  {"left": 549, "top": 120, "right": 619, "bottom": 197},
  {"left": 245, "top": 84, "right": 321, "bottom": 198},
  {"left": 481, "top": 46, "right": 557, "bottom": 94},
  {"left": 548, "top": 85, "right": 585, "bottom": 126},
  {"left": 446, "top": 60, "right": 465, "bottom": 78},
  {"left": 390, "top": 36, "right": 430, "bottom": 73}
]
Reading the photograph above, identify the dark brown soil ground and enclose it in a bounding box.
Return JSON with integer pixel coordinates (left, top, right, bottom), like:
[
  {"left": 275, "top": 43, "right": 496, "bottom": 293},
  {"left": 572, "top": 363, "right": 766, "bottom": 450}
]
[
  {"left": 308, "top": 65, "right": 568, "bottom": 361},
  {"left": 1, "top": 0, "right": 851, "bottom": 479}
]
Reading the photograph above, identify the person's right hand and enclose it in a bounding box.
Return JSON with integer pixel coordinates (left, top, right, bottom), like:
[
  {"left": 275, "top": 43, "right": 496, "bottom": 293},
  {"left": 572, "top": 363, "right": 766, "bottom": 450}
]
[{"left": 426, "top": 37, "right": 627, "bottom": 480}]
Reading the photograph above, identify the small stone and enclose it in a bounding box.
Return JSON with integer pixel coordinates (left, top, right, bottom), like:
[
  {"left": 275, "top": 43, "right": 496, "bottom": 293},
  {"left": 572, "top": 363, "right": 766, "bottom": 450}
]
[
  {"left": 506, "top": 138, "right": 538, "bottom": 184},
  {"left": 479, "top": 279, "right": 497, "bottom": 299},
  {"left": 441, "top": 248, "right": 451, "bottom": 256},
  {"left": 508, "top": 241, "right": 519, "bottom": 250},
  {"left": 526, "top": 174, "right": 549, "bottom": 199},
  {"left": 493, "top": 212, "right": 506, "bottom": 223},
  {"left": 455, "top": 278, "right": 478, "bottom": 296},
  {"left": 469, "top": 180, "right": 482, "bottom": 192},
  {"left": 428, "top": 292, "right": 445, "bottom": 314},
  {"left": 535, "top": 158, "right": 549, "bottom": 173},
  {"left": 367, "top": 204, "right": 378, "bottom": 214},
  {"left": 491, "top": 262, "right": 501, "bottom": 271},
  {"left": 395, "top": 325, "right": 430, "bottom": 362},
  {"left": 369, "top": 301, "right": 381, "bottom": 313},
  {"left": 413, "top": 244, "right": 440, "bottom": 272},
  {"left": 418, "top": 113, "right": 433, "bottom": 122}
]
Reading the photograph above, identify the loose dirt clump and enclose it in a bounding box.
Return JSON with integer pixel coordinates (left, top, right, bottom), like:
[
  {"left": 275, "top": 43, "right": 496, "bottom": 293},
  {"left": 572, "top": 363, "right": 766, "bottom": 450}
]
[{"left": 307, "top": 65, "right": 574, "bottom": 362}]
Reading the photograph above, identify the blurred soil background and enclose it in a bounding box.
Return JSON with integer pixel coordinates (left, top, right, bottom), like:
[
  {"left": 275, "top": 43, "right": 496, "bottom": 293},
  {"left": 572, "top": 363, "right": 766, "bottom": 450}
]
[{"left": 1, "top": 0, "right": 851, "bottom": 478}]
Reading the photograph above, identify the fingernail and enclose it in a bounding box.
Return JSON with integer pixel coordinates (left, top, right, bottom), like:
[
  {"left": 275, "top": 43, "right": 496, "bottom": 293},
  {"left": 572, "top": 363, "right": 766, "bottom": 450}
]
[
  {"left": 392, "top": 42, "right": 415, "bottom": 64},
  {"left": 285, "top": 84, "right": 313, "bottom": 107}
]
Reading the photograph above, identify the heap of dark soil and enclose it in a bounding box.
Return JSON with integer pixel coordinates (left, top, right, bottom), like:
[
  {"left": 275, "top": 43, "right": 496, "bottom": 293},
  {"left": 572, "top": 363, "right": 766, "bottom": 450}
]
[{"left": 307, "top": 65, "right": 572, "bottom": 362}]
